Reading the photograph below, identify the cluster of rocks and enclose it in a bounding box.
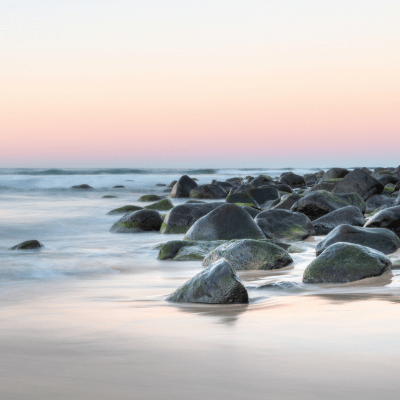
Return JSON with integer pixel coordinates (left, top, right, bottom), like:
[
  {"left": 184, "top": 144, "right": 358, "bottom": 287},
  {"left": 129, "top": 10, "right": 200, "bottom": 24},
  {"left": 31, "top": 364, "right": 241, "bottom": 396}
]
[{"left": 102, "top": 168, "right": 400, "bottom": 304}]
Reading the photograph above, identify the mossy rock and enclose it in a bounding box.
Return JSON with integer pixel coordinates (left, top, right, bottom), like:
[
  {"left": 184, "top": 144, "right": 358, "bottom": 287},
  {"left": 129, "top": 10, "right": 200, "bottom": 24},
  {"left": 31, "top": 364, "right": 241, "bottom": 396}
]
[
  {"left": 110, "top": 210, "right": 162, "bottom": 233},
  {"left": 234, "top": 202, "right": 261, "bottom": 209},
  {"left": 138, "top": 194, "right": 165, "bottom": 202},
  {"left": 160, "top": 222, "right": 189, "bottom": 234},
  {"left": 102, "top": 195, "right": 118, "bottom": 199},
  {"left": 107, "top": 205, "right": 143, "bottom": 215},
  {"left": 379, "top": 170, "right": 393, "bottom": 176},
  {"left": 11, "top": 240, "right": 43, "bottom": 250},
  {"left": 157, "top": 240, "right": 227, "bottom": 260},
  {"left": 145, "top": 198, "right": 174, "bottom": 211},
  {"left": 226, "top": 192, "right": 259, "bottom": 208}
]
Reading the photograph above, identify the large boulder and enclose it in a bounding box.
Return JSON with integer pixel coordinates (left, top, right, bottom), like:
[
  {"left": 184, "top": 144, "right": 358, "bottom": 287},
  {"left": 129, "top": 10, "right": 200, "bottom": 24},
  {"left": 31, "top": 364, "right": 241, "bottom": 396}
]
[
  {"left": 279, "top": 172, "right": 306, "bottom": 188},
  {"left": 226, "top": 192, "right": 259, "bottom": 208},
  {"left": 364, "top": 206, "right": 400, "bottom": 236},
  {"left": 332, "top": 168, "right": 384, "bottom": 200},
  {"left": 322, "top": 168, "right": 350, "bottom": 180},
  {"left": 189, "top": 184, "right": 227, "bottom": 199},
  {"left": 166, "top": 258, "right": 249, "bottom": 304},
  {"left": 291, "top": 190, "right": 365, "bottom": 221},
  {"left": 169, "top": 175, "right": 198, "bottom": 198},
  {"left": 271, "top": 193, "right": 301, "bottom": 210},
  {"left": 365, "top": 195, "right": 395, "bottom": 213},
  {"left": 110, "top": 210, "right": 163, "bottom": 233},
  {"left": 312, "top": 206, "right": 365, "bottom": 235},
  {"left": 184, "top": 204, "right": 266, "bottom": 241},
  {"left": 211, "top": 180, "right": 233, "bottom": 190},
  {"left": 316, "top": 224, "right": 400, "bottom": 255},
  {"left": 247, "top": 187, "right": 280, "bottom": 207},
  {"left": 249, "top": 176, "right": 273, "bottom": 187},
  {"left": 11, "top": 240, "right": 43, "bottom": 250},
  {"left": 241, "top": 206, "right": 262, "bottom": 218},
  {"left": 303, "top": 243, "right": 392, "bottom": 283},
  {"left": 160, "top": 202, "right": 222, "bottom": 234},
  {"left": 255, "top": 209, "right": 314, "bottom": 242},
  {"left": 107, "top": 205, "right": 143, "bottom": 215},
  {"left": 202, "top": 239, "right": 293, "bottom": 270}
]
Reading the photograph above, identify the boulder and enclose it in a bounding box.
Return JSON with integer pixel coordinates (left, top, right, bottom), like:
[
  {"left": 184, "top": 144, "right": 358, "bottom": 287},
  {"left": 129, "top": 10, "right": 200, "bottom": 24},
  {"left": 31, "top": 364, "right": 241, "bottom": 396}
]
[
  {"left": 322, "top": 168, "right": 349, "bottom": 180},
  {"left": 102, "top": 195, "right": 118, "bottom": 198},
  {"left": 378, "top": 174, "right": 398, "bottom": 187},
  {"left": 312, "top": 206, "right": 365, "bottom": 235},
  {"left": 225, "top": 177, "right": 243, "bottom": 185},
  {"left": 332, "top": 168, "right": 384, "bottom": 200},
  {"left": 145, "top": 198, "right": 174, "bottom": 211},
  {"left": 156, "top": 183, "right": 167, "bottom": 187},
  {"left": 202, "top": 239, "right": 293, "bottom": 270},
  {"left": 184, "top": 204, "right": 266, "bottom": 241},
  {"left": 138, "top": 194, "right": 164, "bottom": 202},
  {"left": 255, "top": 209, "right": 314, "bottom": 242},
  {"left": 11, "top": 240, "right": 43, "bottom": 250},
  {"left": 303, "top": 242, "right": 392, "bottom": 283},
  {"left": 110, "top": 210, "right": 163, "bottom": 233},
  {"left": 168, "top": 180, "right": 177, "bottom": 188},
  {"left": 230, "top": 183, "right": 255, "bottom": 194},
  {"left": 316, "top": 224, "right": 400, "bottom": 255},
  {"left": 160, "top": 202, "right": 222, "bottom": 234},
  {"left": 304, "top": 173, "right": 319, "bottom": 186},
  {"left": 270, "top": 193, "right": 301, "bottom": 210},
  {"left": 157, "top": 240, "right": 227, "bottom": 261},
  {"left": 365, "top": 195, "right": 395, "bottom": 213},
  {"left": 241, "top": 206, "right": 262, "bottom": 218},
  {"left": 107, "top": 205, "right": 143, "bottom": 215},
  {"left": 169, "top": 175, "right": 198, "bottom": 198},
  {"left": 247, "top": 187, "right": 280, "bottom": 207},
  {"left": 291, "top": 190, "right": 365, "bottom": 221},
  {"left": 71, "top": 184, "right": 93, "bottom": 190},
  {"left": 269, "top": 183, "right": 293, "bottom": 193},
  {"left": 226, "top": 192, "right": 259, "bottom": 208},
  {"left": 113, "top": 185, "right": 125, "bottom": 188},
  {"left": 279, "top": 172, "right": 306, "bottom": 188},
  {"left": 166, "top": 258, "right": 249, "bottom": 304},
  {"left": 309, "top": 181, "right": 338, "bottom": 193},
  {"left": 189, "top": 184, "right": 227, "bottom": 199},
  {"left": 211, "top": 180, "right": 233, "bottom": 190},
  {"left": 364, "top": 206, "right": 400, "bottom": 236},
  {"left": 249, "top": 176, "right": 273, "bottom": 187}
]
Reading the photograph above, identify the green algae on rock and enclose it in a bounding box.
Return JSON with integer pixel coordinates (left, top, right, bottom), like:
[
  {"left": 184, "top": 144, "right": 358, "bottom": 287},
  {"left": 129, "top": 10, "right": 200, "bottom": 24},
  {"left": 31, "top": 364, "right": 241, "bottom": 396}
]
[
  {"left": 145, "top": 198, "right": 174, "bottom": 211},
  {"left": 110, "top": 210, "right": 162, "bottom": 233},
  {"left": 138, "top": 194, "right": 165, "bottom": 202},
  {"left": 107, "top": 205, "right": 143, "bottom": 215}
]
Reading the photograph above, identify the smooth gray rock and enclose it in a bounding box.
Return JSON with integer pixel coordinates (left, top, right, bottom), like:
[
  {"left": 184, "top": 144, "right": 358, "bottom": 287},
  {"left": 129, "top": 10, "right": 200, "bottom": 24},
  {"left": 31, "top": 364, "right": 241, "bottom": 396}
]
[
  {"left": 303, "top": 242, "right": 391, "bottom": 283},
  {"left": 316, "top": 224, "right": 400, "bottom": 255},
  {"left": 110, "top": 210, "right": 163, "bottom": 233},
  {"left": 322, "top": 168, "right": 350, "bottom": 180},
  {"left": 255, "top": 209, "right": 314, "bottom": 242},
  {"left": 365, "top": 195, "right": 395, "bottom": 213},
  {"left": 247, "top": 187, "right": 280, "bottom": 207},
  {"left": 184, "top": 204, "right": 266, "bottom": 241},
  {"left": 226, "top": 192, "right": 259, "bottom": 208},
  {"left": 378, "top": 174, "right": 398, "bottom": 187},
  {"left": 312, "top": 206, "right": 365, "bottom": 235},
  {"left": 166, "top": 258, "right": 249, "bottom": 304},
  {"left": 279, "top": 172, "right": 306, "bottom": 188},
  {"left": 241, "top": 206, "right": 262, "bottom": 218},
  {"left": 169, "top": 175, "right": 198, "bottom": 198},
  {"left": 203, "top": 239, "right": 293, "bottom": 270},
  {"left": 189, "top": 184, "right": 227, "bottom": 199},
  {"left": 364, "top": 206, "right": 400, "bottom": 237},
  {"left": 270, "top": 193, "right": 301, "bottom": 210}
]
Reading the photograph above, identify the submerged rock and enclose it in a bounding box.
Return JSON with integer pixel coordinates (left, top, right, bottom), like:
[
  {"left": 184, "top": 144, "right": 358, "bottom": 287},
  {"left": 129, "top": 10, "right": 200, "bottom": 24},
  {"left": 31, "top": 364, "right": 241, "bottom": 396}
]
[
  {"left": 138, "top": 194, "right": 164, "bottom": 202},
  {"left": 203, "top": 239, "right": 293, "bottom": 270},
  {"left": 184, "top": 204, "right": 266, "bottom": 241},
  {"left": 169, "top": 175, "right": 198, "bottom": 198},
  {"left": 71, "top": 184, "right": 93, "bottom": 190},
  {"left": 145, "top": 198, "right": 174, "bottom": 211},
  {"left": 316, "top": 224, "right": 400, "bottom": 255},
  {"left": 255, "top": 209, "right": 314, "bottom": 242},
  {"left": 166, "top": 258, "right": 249, "bottom": 304},
  {"left": 110, "top": 210, "right": 163, "bottom": 233},
  {"left": 364, "top": 206, "right": 400, "bottom": 237},
  {"left": 160, "top": 202, "right": 222, "bottom": 234},
  {"left": 113, "top": 185, "right": 125, "bottom": 188},
  {"left": 107, "top": 205, "right": 143, "bottom": 215},
  {"left": 303, "top": 242, "right": 391, "bottom": 284},
  {"left": 11, "top": 240, "right": 43, "bottom": 250},
  {"left": 189, "top": 184, "right": 227, "bottom": 199},
  {"left": 102, "top": 195, "right": 118, "bottom": 198},
  {"left": 312, "top": 206, "right": 365, "bottom": 235}
]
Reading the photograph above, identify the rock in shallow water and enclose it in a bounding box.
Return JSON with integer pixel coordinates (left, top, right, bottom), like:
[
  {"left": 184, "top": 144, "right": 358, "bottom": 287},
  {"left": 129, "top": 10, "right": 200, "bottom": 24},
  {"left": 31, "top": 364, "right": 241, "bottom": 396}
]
[
  {"left": 138, "top": 194, "right": 164, "bottom": 202},
  {"left": 166, "top": 258, "right": 249, "bottom": 304},
  {"left": 145, "top": 198, "right": 174, "bottom": 211},
  {"left": 316, "top": 224, "right": 400, "bottom": 256},
  {"left": 169, "top": 175, "right": 198, "bottom": 198},
  {"left": 11, "top": 240, "right": 43, "bottom": 250},
  {"left": 303, "top": 242, "right": 392, "bottom": 284},
  {"left": 202, "top": 239, "right": 293, "bottom": 270},
  {"left": 107, "top": 205, "right": 143, "bottom": 215},
  {"left": 110, "top": 210, "right": 163, "bottom": 233},
  {"left": 189, "top": 184, "right": 227, "bottom": 199}
]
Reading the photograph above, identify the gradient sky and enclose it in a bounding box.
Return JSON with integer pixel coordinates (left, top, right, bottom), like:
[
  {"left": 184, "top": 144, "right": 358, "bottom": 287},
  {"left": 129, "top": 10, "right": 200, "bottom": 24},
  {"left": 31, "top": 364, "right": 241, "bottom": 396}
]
[{"left": 1, "top": 0, "right": 399, "bottom": 168}]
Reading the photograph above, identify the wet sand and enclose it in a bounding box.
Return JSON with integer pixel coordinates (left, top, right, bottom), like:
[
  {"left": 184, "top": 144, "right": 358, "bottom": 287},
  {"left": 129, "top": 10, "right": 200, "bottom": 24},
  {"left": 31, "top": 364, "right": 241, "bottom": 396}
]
[{"left": 1, "top": 273, "right": 400, "bottom": 400}]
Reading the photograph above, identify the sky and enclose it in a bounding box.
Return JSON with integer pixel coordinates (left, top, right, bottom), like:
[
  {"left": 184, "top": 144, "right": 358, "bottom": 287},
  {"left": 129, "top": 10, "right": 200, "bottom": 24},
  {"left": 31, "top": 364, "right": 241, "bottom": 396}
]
[{"left": 1, "top": 0, "right": 399, "bottom": 168}]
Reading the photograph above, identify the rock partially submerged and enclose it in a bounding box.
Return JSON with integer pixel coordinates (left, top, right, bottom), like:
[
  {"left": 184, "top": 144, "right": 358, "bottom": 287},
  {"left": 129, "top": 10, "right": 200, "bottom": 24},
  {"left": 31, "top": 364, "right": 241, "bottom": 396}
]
[
  {"left": 71, "top": 184, "right": 93, "bottom": 190},
  {"left": 184, "top": 204, "right": 266, "bottom": 241},
  {"left": 203, "top": 239, "right": 293, "bottom": 270},
  {"left": 107, "top": 205, "right": 143, "bottom": 215},
  {"left": 110, "top": 210, "right": 162, "bottom": 233},
  {"left": 312, "top": 206, "right": 365, "bottom": 235},
  {"left": 166, "top": 258, "right": 249, "bottom": 304},
  {"left": 189, "top": 184, "right": 227, "bottom": 199},
  {"left": 157, "top": 240, "right": 227, "bottom": 261},
  {"left": 316, "top": 224, "right": 400, "bottom": 255},
  {"left": 11, "top": 240, "right": 43, "bottom": 250},
  {"left": 255, "top": 209, "right": 314, "bottom": 242},
  {"left": 169, "top": 175, "right": 198, "bottom": 198},
  {"left": 303, "top": 242, "right": 391, "bottom": 284},
  {"left": 145, "top": 198, "right": 174, "bottom": 211},
  {"left": 138, "top": 194, "right": 164, "bottom": 202},
  {"left": 364, "top": 206, "right": 400, "bottom": 237}
]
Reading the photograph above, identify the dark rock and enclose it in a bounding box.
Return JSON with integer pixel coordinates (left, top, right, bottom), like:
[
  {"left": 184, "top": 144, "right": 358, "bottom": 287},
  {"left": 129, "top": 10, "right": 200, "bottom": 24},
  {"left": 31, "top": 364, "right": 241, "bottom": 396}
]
[
  {"left": 309, "top": 180, "right": 340, "bottom": 193},
  {"left": 113, "top": 185, "right": 125, "bottom": 188},
  {"left": 163, "top": 188, "right": 172, "bottom": 193},
  {"left": 203, "top": 239, "right": 293, "bottom": 270},
  {"left": 303, "top": 242, "right": 391, "bottom": 283},
  {"left": 71, "top": 184, "right": 93, "bottom": 190},
  {"left": 11, "top": 240, "right": 43, "bottom": 250},
  {"left": 102, "top": 195, "right": 118, "bottom": 198},
  {"left": 332, "top": 168, "right": 384, "bottom": 200},
  {"left": 110, "top": 210, "right": 162, "bottom": 233},
  {"left": 241, "top": 206, "right": 261, "bottom": 218},
  {"left": 184, "top": 204, "right": 266, "bottom": 241},
  {"left": 312, "top": 206, "right": 365, "bottom": 235},
  {"left": 255, "top": 209, "right": 314, "bottom": 242},
  {"left": 138, "top": 194, "right": 164, "bottom": 202},
  {"left": 156, "top": 183, "right": 167, "bottom": 187},
  {"left": 169, "top": 175, "right": 198, "bottom": 198},
  {"left": 185, "top": 199, "right": 206, "bottom": 204},
  {"left": 107, "top": 205, "right": 143, "bottom": 215},
  {"left": 211, "top": 180, "right": 233, "bottom": 189},
  {"left": 279, "top": 172, "right": 306, "bottom": 188},
  {"left": 377, "top": 174, "right": 399, "bottom": 187},
  {"left": 189, "top": 184, "right": 227, "bottom": 199},
  {"left": 230, "top": 183, "right": 255, "bottom": 194},
  {"left": 322, "top": 168, "right": 349, "bottom": 180},
  {"left": 271, "top": 183, "right": 293, "bottom": 193},
  {"left": 145, "top": 198, "right": 174, "bottom": 211},
  {"left": 304, "top": 173, "right": 319, "bottom": 186},
  {"left": 225, "top": 177, "right": 243, "bottom": 185},
  {"left": 316, "top": 224, "right": 400, "bottom": 255},
  {"left": 364, "top": 206, "right": 400, "bottom": 237},
  {"left": 249, "top": 176, "right": 273, "bottom": 187},
  {"left": 166, "top": 258, "right": 249, "bottom": 304},
  {"left": 270, "top": 193, "right": 301, "bottom": 210},
  {"left": 157, "top": 240, "right": 227, "bottom": 261},
  {"left": 365, "top": 195, "right": 395, "bottom": 213},
  {"left": 168, "top": 180, "right": 177, "bottom": 188},
  {"left": 160, "top": 202, "right": 222, "bottom": 234},
  {"left": 291, "top": 190, "right": 365, "bottom": 221},
  {"left": 226, "top": 192, "right": 259, "bottom": 208},
  {"left": 247, "top": 187, "right": 280, "bottom": 207}
]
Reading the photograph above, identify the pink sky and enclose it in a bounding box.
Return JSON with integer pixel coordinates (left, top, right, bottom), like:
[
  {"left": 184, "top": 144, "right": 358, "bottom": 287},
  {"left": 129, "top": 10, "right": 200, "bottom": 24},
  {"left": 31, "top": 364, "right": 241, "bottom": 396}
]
[{"left": 1, "top": 1, "right": 399, "bottom": 167}]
